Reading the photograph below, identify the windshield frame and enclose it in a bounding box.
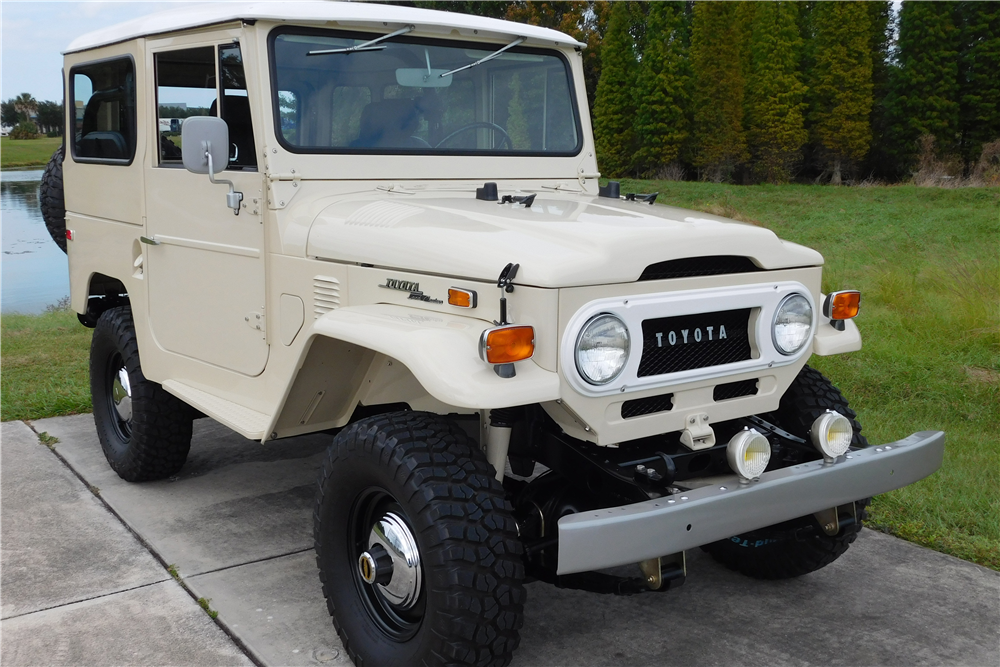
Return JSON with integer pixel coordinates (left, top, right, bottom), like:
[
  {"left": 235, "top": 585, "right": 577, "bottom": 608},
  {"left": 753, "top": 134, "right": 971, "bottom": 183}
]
[{"left": 267, "top": 26, "right": 584, "bottom": 158}]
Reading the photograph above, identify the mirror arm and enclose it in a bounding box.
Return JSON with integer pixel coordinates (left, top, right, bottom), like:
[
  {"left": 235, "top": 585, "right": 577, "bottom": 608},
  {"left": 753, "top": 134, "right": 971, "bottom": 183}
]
[{"left": 205, "top": 150, "right": 243, "bottom": 215}]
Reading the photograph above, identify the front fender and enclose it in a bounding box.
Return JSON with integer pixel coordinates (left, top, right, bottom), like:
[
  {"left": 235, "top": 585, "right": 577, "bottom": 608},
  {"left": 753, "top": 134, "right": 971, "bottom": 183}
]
[{"left": 310, "top": 304, "right": 560, "bottom": 410}]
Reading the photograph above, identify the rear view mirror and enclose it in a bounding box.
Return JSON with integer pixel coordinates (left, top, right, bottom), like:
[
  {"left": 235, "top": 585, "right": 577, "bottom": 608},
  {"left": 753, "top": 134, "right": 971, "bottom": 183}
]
[
  {"left": 181, "top": 116, "right": 229, "bottom": 174},
  {"left": 396, "top": 68, "right": 453, "bottom": 88}
]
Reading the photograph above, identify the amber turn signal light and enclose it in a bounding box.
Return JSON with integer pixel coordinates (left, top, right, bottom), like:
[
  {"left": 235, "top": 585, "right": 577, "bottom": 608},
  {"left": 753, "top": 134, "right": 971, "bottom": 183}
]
[
  {"left": 448, "top": 288, "right": 477, "bottom": 308},
  {"left": 479, "top": 325, "right": 534, "bottom": 364},
  {"left": 823, "top": 290, "right": 861, "bottom": 320}
]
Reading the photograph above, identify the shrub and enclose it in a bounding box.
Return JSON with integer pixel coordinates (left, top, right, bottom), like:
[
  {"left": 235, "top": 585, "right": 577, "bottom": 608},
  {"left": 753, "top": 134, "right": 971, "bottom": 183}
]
[
  {"left": 10, "top": 122, "right": 39, "bottom": 140},
  {"left": 912, "top": 135, "right": 963, "bottom": 187},
  {"left": 970, "top": 139, "right": 1000, "bottom": 187}
]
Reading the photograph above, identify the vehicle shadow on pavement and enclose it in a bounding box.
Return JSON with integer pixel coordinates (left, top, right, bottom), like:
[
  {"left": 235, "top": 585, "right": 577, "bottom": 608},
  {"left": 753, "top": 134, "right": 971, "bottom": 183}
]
[{"left": 14, "top": 413, "right": 1000, "bottom": 667}]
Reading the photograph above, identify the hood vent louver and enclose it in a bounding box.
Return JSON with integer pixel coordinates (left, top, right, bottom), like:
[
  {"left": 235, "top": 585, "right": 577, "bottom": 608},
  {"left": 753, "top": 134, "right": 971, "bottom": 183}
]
[
  {"left": 639, "top": 256, "right": 762, "bottom": 281},
  {"left": 313, "top": 276, "right": 341, "bottom": 318}
]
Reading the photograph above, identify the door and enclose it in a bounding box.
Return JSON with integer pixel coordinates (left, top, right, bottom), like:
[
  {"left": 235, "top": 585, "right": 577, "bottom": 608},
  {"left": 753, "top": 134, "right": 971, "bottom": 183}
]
[{"left": 144, "top": 41, "right": 268, "bottom": 376}]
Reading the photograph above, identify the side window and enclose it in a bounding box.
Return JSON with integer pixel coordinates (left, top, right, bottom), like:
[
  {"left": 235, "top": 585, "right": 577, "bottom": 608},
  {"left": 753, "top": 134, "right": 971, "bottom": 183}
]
[
  {"left": 154, "top": 44, "right": 257, "bottom": 170},
  {"left": 155, "top": 46, "right": 216, "bottom": 165},
  {"left": 70, "top": 57, "right": 136, "bottom": 164}
]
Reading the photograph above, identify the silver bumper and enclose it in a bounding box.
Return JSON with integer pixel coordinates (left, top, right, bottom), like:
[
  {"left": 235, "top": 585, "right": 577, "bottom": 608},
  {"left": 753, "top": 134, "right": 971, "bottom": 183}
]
[{"left": 556, "top": 430, "right": 945, "bottom": 575}]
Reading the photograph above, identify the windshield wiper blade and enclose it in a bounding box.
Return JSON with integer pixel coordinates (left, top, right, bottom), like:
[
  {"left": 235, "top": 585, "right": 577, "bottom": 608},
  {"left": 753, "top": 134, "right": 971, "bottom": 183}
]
[
  {"left": 308, "top": 25, "right": 415, "bottom": 56},
  {"left": 439, "top": 36, "right": 526, "bottom": 77}
]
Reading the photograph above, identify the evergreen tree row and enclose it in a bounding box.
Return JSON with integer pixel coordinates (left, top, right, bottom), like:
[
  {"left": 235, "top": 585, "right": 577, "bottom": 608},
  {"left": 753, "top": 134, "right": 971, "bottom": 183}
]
[
  {"left": 593, "top": 0, "right": 999, "bottom": 183},
  {"left": 403, "top": 1, "right": 998, "bottom": 184}
]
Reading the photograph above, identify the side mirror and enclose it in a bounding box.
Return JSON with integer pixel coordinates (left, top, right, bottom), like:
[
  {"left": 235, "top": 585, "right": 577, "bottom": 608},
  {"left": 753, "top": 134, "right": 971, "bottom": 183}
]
[
  {"left": 180, "top": 116, "right": 243, "bottom": 214},
  {"left": 181, "top": 116, "right": 229, "bottom": 175}
]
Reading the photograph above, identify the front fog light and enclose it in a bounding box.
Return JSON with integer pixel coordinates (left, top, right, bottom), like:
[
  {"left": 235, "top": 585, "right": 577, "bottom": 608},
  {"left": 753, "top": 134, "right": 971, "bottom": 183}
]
[
  {"left": 772, "top": 293, "right": 813, "bottom": 355},
  {"left": 576, "top": 314, "right": 630, "bottom": 385},
  {"left": 811, "top": 411, "right": 853, "bottom": 462},
  {"left": 727, "top": 428, "right": 771, "bottom": 482}
]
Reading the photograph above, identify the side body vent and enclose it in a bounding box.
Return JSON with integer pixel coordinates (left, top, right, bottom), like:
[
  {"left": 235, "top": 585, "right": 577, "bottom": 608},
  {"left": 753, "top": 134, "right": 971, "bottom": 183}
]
[
  {"left": 313, "top": 276, "right": 341, "bottom": 318},
  {"left": 639, "top": 256, "right": 761, "bottom": 281},
  {"left": 621, "top": 393, "right": 675, "bottom": 419}
]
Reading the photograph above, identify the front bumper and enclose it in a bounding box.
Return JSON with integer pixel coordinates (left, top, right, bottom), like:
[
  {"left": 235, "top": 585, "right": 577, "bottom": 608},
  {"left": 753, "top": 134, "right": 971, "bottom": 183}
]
[{"left": 556, "top": 430, "right": 945, "bottom": 575}]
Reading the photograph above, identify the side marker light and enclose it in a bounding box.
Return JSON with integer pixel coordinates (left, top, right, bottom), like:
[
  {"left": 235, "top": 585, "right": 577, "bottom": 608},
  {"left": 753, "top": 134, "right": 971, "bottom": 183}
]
[{"left": 448, "top": 288, "right": 477, "bottom": 308}]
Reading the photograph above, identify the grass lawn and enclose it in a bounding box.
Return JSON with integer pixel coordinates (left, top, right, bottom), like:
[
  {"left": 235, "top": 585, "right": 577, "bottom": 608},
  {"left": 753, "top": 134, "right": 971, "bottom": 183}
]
[
  {"left": 1, "top": 136, "right": 62, "bottom": 168},
  {"left": 1, "top": 182, "right": 997, "bottom": 569},
  {"left": 1, "top": 310, "right": 92, "bottom": 422}
]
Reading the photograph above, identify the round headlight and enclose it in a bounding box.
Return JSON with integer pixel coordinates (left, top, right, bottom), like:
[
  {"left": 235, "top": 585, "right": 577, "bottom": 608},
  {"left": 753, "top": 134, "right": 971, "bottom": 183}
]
[
  {"left": 772, "top": 293, "right": 813, "bottom": 355},
  {"left": 575, "top": 314, "right": 630, "bottom": 385},
  {"left": 811, "top": 411, "right": 853, "bottom": 461}
]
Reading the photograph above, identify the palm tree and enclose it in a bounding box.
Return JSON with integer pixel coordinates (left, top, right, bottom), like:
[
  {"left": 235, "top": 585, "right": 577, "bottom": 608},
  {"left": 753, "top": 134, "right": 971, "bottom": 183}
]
[{"left": 13, "top": 93, "right": 38, "bottom": 123}]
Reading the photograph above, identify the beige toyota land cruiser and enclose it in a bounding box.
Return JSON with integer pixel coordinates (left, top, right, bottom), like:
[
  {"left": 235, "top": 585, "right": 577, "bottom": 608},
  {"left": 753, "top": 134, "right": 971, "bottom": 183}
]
[{"left": 46, "top": 3, "right": 944, "bottom": 665}]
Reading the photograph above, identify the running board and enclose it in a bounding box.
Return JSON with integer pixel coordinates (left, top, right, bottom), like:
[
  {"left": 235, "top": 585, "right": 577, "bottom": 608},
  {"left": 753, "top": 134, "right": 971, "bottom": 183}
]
[{"left": 162, "top": 380, "right": 271, "bottom": 441}]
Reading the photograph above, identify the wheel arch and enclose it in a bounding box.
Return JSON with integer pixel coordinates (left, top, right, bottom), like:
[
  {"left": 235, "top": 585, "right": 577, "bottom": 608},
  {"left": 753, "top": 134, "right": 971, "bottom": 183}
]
[
  {"left": 266, "top": 305, "right": 560, "bottom": 440},
  {"left": 76, "top": 272, "right": 130, "bottom": 328}
]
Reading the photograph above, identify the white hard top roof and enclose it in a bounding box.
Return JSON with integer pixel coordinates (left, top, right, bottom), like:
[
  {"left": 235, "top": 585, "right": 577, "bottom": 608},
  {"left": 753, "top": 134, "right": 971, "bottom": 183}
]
[{"left": 64, "top": 1, "right": 584, "bottom": 54}]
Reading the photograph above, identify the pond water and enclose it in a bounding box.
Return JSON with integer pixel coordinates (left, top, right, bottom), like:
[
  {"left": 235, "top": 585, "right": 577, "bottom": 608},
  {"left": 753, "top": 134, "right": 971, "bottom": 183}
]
[{"left": 1, "top": 169, "right": 70, "bottom": 314}]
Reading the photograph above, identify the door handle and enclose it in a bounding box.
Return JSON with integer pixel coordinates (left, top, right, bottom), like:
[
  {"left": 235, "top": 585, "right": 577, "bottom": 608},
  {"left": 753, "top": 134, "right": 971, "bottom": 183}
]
[{"left": 140, "top": 236, "right": 160, "bottom": 246}]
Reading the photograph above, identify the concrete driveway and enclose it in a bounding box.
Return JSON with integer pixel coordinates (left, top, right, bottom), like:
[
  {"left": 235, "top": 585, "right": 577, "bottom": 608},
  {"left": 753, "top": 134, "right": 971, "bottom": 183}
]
[{"left": 3, "top": 414, "right": 998, "bottom": 666}]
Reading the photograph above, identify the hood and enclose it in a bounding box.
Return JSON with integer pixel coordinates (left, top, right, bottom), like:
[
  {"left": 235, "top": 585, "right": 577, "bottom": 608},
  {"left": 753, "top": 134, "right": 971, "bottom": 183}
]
[{"left": 305, "top": 192, "right": 823, "bottom": 288}]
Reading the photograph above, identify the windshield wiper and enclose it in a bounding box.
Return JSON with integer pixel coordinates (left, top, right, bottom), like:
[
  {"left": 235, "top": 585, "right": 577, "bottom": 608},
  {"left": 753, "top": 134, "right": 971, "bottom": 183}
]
[
  {"left": 308, "top": 25, "right": 415, "bottom": 56},
  {"left": 439, "top": 36, "right": 526, "bottom": 77}
]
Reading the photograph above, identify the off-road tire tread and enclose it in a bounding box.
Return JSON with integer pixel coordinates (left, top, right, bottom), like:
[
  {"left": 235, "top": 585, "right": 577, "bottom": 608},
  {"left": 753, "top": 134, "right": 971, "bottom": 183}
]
[
  {"left": 314, "top": 412, "right": 525, "bottom": 667},
  {"left": 39, "top": 146, "right": 66, "bottom": 253},
  {"left": 91, "top": 306, "right": 193, "bottom": 481},
  {"left": 704, "top": 365, "right": 869, "bottom": 579}
]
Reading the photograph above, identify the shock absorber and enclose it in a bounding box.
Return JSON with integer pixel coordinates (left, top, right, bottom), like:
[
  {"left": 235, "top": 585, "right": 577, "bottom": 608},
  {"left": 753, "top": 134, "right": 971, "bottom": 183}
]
[{"left": 486, "top": 407, "right": 517, "bottom": 482}]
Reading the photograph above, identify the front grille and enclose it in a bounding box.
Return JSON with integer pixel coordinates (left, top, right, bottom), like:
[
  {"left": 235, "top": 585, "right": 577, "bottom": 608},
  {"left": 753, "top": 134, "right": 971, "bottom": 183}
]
[
  {"left": 639, "top": 256, "right": 761, "bottom": 281},
  {"left": 622, "top": 393, "right": 675, "bottom": 419},
  {"left": 638, "top": 308, "right": 752, "bottom": 377},
  {"left": 713, "top": 379, "right": 759, "bottom": 401}
]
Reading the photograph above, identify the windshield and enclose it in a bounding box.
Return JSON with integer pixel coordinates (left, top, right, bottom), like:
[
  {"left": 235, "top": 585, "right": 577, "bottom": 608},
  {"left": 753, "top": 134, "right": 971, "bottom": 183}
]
[{"left": 269, "top": 29, "right": 581, "bottom": 155}]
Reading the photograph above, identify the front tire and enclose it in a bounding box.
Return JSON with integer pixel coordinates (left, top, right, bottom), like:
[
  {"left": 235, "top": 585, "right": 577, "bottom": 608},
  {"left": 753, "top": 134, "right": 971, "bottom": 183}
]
[
  {"left": 314, "top": 412, "right": 525, "bottom": 667},
  {"left": 90, "top": 306, "right": 193, "bottom": 481},
  {"left": 703, "top": 365, "right": 869, "bottom": 579}
]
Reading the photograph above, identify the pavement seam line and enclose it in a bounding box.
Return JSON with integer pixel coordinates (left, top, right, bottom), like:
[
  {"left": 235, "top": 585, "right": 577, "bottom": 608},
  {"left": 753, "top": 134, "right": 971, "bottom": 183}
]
[
  {"left": 21, "top": 419, "right": 266, "bottom": 667},
  {"left": 185, "top": 547, "right": 317, "bottom": 579},
  {"left": 1, "top": 577, "right": 173, "bottom": 621}
]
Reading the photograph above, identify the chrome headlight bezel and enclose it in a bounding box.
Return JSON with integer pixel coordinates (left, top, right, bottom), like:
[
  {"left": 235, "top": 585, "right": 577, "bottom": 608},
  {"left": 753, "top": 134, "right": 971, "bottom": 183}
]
[
  {"left": 575, "top": 313, "right": 630, "bottom": 386},
  {"left": 771, "top": 292, "right": 814, "bottom": 356}
]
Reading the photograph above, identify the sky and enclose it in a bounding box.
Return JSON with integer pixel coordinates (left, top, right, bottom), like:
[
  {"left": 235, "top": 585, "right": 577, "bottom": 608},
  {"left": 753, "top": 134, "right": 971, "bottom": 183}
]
[{"left": 1, "top": 1, "right": 230, "bottom": 103}]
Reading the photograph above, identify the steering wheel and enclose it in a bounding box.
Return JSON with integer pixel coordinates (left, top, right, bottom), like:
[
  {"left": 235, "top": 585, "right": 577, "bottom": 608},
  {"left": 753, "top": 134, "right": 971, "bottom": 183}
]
[{"left": 435, "top": 122, "right": 512, "bottom": 150}]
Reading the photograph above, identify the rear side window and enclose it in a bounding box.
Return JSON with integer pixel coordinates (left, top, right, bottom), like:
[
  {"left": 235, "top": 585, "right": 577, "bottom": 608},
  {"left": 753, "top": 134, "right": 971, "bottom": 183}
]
[{"left": 70, "top": 57, "right": 136, "bottom": 164}]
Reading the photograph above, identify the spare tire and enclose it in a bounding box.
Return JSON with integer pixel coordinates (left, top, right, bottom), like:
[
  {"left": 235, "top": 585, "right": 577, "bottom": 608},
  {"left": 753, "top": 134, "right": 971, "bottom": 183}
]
[{"left": 39, "top": 146, "right": 66, "bottom": 252}]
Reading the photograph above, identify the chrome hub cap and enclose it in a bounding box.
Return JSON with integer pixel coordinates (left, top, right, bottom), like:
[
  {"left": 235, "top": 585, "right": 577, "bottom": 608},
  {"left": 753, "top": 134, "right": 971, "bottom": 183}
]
[
  {"left": 111, "top": 367, "right": 132, "bottom": 422},
  {"left": 365, "top": 512, "right": 421, "bottom": 609}
]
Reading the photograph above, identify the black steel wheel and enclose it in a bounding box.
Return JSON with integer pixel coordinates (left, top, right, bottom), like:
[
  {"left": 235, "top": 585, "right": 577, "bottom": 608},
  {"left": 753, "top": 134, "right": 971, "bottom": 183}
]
[
  {"left": 703, "top": 365, "right": 870, "bottom": 579},
  {"left": 90, "top": 306, "right": 193, "bottom": 482},
  {"left": 314, "top": 411, "right": 525, "bottom": 667}
]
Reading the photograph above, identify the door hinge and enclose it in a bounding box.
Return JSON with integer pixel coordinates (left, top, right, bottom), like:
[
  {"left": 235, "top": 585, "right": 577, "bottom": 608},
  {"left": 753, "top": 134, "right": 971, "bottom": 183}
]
[
  {"left": 266, "top": 171, "right": 301, "bottom": 209},
  {"left": 245, "top": 311, "right": 265, "bottom": 335}
]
